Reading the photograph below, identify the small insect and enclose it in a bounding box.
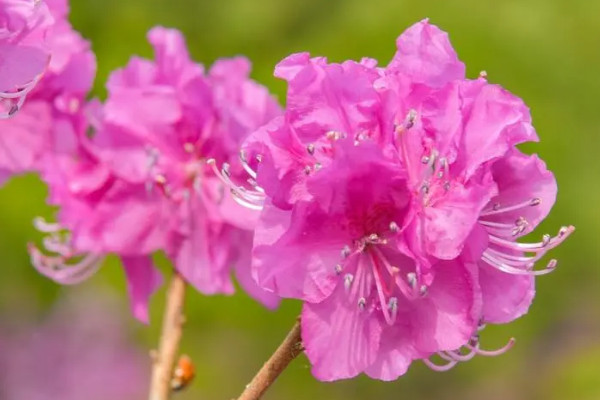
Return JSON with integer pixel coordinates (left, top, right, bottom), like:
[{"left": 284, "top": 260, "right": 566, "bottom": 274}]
[{"left": 171, "top": 354, "right": 195, "bottom": 392}]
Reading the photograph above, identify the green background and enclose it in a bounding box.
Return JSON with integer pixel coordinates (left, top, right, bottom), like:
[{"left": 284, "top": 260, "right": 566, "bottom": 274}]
[{"left": 1, "top": 0, "right": 598, "bottom": 399}]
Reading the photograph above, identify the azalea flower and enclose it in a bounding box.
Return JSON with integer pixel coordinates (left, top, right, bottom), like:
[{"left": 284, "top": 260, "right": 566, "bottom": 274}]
[
  {"left": 30, "top": 27, "right": 281, "bottom": 321},
  {"left": 0, "top": 0, "right": 53, "bottom": 118},
  {"left": 0, "top": 0, "right": 95, "bottom": 183},
  {"left": 213, "top": 19, "right": 573, "bottom": 380}
]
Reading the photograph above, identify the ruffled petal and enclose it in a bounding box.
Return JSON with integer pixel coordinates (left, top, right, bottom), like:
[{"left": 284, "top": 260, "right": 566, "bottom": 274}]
[
  {"left": 387, "top": 19, "right": 465, "bottom": 87},
  {"left": 302, "top": 284, "right": 383, "bottom": 381}
]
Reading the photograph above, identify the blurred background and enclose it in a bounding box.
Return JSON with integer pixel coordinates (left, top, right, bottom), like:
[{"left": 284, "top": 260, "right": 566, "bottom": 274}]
[{"left": 1, "top": 0, "right": 598, "bottom": 399}]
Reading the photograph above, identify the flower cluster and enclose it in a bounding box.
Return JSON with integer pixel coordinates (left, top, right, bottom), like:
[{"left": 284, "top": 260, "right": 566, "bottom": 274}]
[
  {"left": 0, "top": 0, "right": 573, "bottom": 384},
  {"left": 28, "top": 26, "right": 281, "bottom": 321},
  {"left": 0, "top": 0, "right": 95, "bottom": 183},
  {"left": 0, "top": 0, "right": 52, "bottom": 118},
  {"left": 213, "top": 20, "right": 574, "bottom": 380}
]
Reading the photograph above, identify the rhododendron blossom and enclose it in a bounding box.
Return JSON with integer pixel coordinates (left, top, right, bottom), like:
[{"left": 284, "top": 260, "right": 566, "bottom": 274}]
[
  {"left": 0, "top": 0, "right": 52, "bottom": 118},
  {"left": 213, "top": 19, "right": 574, "bottom": 381},
  {"left": 0, "top": 0, "right": 95, "bottom": 183},
  {"left": 30, "top": 26, "right": 281, "bottom": 322}
]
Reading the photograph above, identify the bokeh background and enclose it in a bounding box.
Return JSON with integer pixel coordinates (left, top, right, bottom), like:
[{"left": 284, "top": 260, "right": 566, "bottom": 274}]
[{"left": 1, "top": 0, "right": 599, "bottom": 399}]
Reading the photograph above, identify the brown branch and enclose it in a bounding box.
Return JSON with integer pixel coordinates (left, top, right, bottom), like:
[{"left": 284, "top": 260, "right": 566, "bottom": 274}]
[
  {"left": 237, "top": 318, "right": 304, "bottom": 400},
  {"left": 148, "top": 271, "right": 187, "bottom": 400}
]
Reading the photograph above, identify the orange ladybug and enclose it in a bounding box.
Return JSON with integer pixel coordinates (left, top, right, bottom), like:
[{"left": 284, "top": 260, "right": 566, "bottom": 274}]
[{"left": 171, "top": 354, "right": 195, "bottom": 392}]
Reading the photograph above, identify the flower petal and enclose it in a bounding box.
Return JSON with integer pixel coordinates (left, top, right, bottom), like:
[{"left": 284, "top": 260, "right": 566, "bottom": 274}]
[
  {"left": 387, "top": 19, "right": 465, "bottom": 87},
  {"left": 121, "top": 255, "right": 163, "bottom": 324},
  {"left": 302, "top": 284, "right": 383, "bottom": 381}
]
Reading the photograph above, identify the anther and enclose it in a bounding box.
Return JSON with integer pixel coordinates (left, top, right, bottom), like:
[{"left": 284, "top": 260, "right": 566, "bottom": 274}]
[
  {"left": 530, "top": 198, "right": 541, "bottom": 206},
  {"left": 388, "top": 297, "right": 398, "bottom": 311},
  {"left": 155, "top": 174, "right": 167, "bottom": 185},
  {"left": 334, "top": 264, "right": 342, "bottom": 275},
  {"left": 542, "top": 234, "right": 551, "bottom": 246},
  {"left": 326, "top": 131, "right": 342, "bottom": 140},
  {"left": 304, "top": 165, "right": 312, "bottom": 175},
  {"left": 358, "top": 297, "right": 366, "bottom": 310},
  {"left": 479, "top": 70, "right": 488, "bottom": 78},
  {"left": 306, "top": 144, "right": 315, "bottom": 155},
  {"left": 314, "top": 163, "right": 322, "bottom": 171},
  {"left": 389, "top": 221, "right": 399, "bottom": 233},
  {"left": 421, "top": 156, "right": 430, "bottom": 164},
  {"left": 405, "top": 109, "right": 417, "bottom": 129},
  {"left": 419, "top": 285, "right": 428, "bottom": 296},
  {"left": 341, "top": 245, "right": 351, "bottom": 258},
  {"left": 184, "top": 143, "right": 195, "bottom": 153},
  {"left": 368, "top": 233, "right": 379, "bottom": 242},
  {"left": 407, "top": 272, "right": 417, "bottom": 289},
  {"left": 344, "top": 274, "right": 354, "bottom": 290}
]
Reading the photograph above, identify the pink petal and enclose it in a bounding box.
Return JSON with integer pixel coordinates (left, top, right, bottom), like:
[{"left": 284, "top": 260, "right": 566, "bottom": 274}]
[
  {"left": 302, "top": 284, "right": 383, "bottom": 381},
  {"left": 364, "top": 324, "right": 420, "bottom": 381},
  {"left": 0, "top": 44, "right": 48, "bottom": 92},
  {"left": 252, "top": 200, "right": 339, "bottom": 303},
  {"left": 122, "top": 255, "right": 163, "bottom": 324},
  {"left": 486, "top": 149, "right": 556, "bottom": 234},
  {"left": 478, "top": 260, "right": 534, "bottom": 323},
  {"left": 411, "top": 259, "right": 480, "bottom": 352},
  {"left": 387, "top": 19, "right": 465, "bottom": 87}
]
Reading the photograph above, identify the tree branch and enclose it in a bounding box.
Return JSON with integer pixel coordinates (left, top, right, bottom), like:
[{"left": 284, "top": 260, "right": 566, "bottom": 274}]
[
  {"left": 236, "top": 318, "right": 304, "bottom": 400},
  {"left": 148, "top": 271, "right": 187, "bottom": 400}
]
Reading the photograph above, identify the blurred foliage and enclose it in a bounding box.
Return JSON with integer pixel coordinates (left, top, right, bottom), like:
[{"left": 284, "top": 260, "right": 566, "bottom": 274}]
[{"left": 1, "top": 0, "right": 599, "bottom": 399}]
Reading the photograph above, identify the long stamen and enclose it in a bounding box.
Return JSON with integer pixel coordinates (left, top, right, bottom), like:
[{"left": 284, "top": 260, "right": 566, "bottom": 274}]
[
  {"left": 33, "top": 217, "right": 62, "bottom": 233},
  {"left": 0, "top": 76, "right": 40, "bottom": 119},
  {"left": 239, "top": 150, "right": 258, "bottom": 179},
  {"left": 370, "top": 252, "right": 397, "bottom": 325},
  {"left": 423, "top": 358, "right": 457, "bottom": 372},
  {"left": 29, "top": 244, "right": 103, "bottom": 285},
  {"left": 482, "top": 251, "right": 557, "bottom": 275},
  {"left": 480, "top": 198, "right": 541, "bottom": 217},
  {"left": 488, "top": 225, "right": 574, "bottom": 252},
  {"left": 466, "top": 337, "right": 515, "bottom": 357},
  {"left": 207, "top": 159, "right": 265, "bottom": 209}
]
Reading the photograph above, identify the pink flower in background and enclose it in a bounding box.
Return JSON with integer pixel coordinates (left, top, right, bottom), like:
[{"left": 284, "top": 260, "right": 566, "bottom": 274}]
[
  {"left": 215, "top": 19, "right": 573, "bottom": 380},
  {"left": 0, "top": 0, "right": 52, "bottom": 117},
  {"left": 30, "top": 26, "right": 281, "bottom": 321},
  {"left": 0, "top": 0, "right": 95, "bottom": 183},
  {"left": 0, "top": 290, "right": 149, "bottom": 400}
]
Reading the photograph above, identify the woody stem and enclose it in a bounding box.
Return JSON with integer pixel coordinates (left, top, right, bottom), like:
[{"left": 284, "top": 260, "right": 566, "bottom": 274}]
[
  {"left": 148, "top": 271, "right": 187, "bottom": 400},
  {"left": 236, "top": 318, "right": 304, "bottom": 400}
]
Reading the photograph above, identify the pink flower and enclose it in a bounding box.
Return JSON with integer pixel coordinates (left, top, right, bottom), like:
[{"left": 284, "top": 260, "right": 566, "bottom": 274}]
[
  {"left": 0, "top": 0, "right": 53, "bottom": 117},
  {"left": 30, "top": 27, "right": 281, "bottom": 321},
  {"left": 216, "top": 19, "right": 573, "bottom": 380},
  {"left": 0, "top": 0, "right": 95, "bottom": 183}
]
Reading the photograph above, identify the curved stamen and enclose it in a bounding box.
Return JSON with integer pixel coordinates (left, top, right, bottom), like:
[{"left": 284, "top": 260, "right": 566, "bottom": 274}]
[
  {"left": 0, "top": 75, "right": 41, "bottom": 119},
  {"left": 466, "top": 337, "right": 515, "bottom": 357},
  {"left": 42, "top": 235, "right": 72, "bottom": 257},
  {"left": 423, "top": 358, "right": 457, "bottom": 372},
  {"left": 33, "top": 217, "right": 62, "bottom": 233},
  {"left": 207, "top": 159, "right": 265, "bottom": 209},
  {"left": 29, "top": 244, "right": 103, "bottom": 285},
  {"left": 488, "top": 225, "right": 574, "bottom": 252},
  {"left": 239, "top": 150, "right": 258, "bottom": 179},
  {"left": 480, "top": 198, "right": 541, "bottom": 217},
  {"left": 442, "top": 347, "right": 477, "bottom": 362},
  {"left": 486, "top": 247, "right": 547, "bottom": 265},
  {"left": 371, "top": 247, "right": 420, "bottom": 300},
  {"left": 482, "top": 251, "right": 557, "bottom": 276}
]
